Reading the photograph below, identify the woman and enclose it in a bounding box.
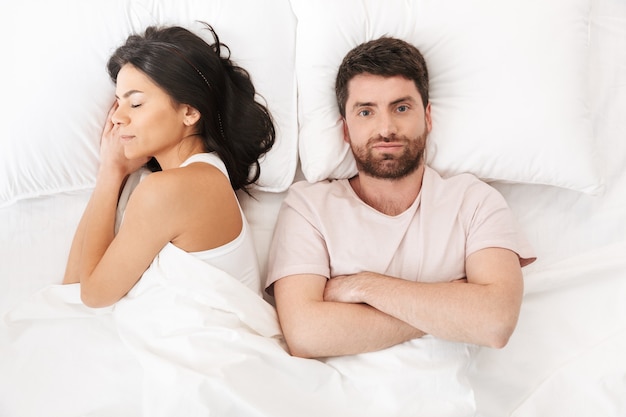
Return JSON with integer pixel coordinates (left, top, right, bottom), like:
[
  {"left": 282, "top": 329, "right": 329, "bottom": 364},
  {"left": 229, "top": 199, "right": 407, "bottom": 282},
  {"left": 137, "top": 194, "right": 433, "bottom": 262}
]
[{"left": 62, "top": 24, "right": 275, "bottom": 306}]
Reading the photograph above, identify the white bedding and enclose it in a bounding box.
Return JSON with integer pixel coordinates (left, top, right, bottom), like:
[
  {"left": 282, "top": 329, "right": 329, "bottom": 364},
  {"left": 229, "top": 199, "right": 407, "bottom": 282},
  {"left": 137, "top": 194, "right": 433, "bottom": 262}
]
[
  {"left": 469, "top": 240, "right": 626, "bottom": 416},
  {"left": 0, "top": 0, "right": 624, "bottom": 415},
  {"left": 0, "top": 242, "right": 477, "bottom": 417}
]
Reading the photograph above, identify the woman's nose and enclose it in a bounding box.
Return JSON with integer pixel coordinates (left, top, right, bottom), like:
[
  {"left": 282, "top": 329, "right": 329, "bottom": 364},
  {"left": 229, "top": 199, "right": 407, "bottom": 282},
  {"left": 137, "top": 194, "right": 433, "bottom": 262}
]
[{"left": 111, "top": 105, "right": 126, "bottom": 125}]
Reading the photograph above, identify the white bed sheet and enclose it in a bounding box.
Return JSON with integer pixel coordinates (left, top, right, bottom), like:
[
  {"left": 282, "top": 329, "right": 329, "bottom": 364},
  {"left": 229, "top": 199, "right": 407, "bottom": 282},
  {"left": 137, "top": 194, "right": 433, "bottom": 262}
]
[
  {"left": 466, "top": 1, "right": 626, "bottom": 413},
  {"left": 0, "top": 0, "right": 624, "bottom": 415},
  {"left": 470, "top": 240, "right": 626, "bottom": 417},
  {"left": 0, "top": 240, "right": 477, "bottom": 417}
]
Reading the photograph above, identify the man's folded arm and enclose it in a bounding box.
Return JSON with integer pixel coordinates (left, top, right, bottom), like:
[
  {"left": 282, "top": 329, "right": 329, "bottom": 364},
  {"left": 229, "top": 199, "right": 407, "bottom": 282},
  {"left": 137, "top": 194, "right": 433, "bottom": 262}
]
[{"left": 273, "top": 273, "right": 425, "bottom": 359}]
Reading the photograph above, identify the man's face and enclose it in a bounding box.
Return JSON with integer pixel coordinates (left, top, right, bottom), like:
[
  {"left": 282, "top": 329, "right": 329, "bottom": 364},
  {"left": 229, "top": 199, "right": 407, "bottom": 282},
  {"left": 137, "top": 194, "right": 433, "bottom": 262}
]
[{"left": 343, "top": 74, "right": 431, "bottom": 180}]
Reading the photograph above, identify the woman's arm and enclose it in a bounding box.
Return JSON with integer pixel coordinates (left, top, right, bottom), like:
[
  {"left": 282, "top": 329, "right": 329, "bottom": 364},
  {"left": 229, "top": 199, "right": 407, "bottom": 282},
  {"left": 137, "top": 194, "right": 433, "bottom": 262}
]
[
  {"left": 62, "top": 169, "right": 127, "bottom": 285},
  {"left": 76, "top": 163, "right": 241, "bottom": 308},
  {"left": 63, "top": 102, "right": 149, "bottom": 288}
]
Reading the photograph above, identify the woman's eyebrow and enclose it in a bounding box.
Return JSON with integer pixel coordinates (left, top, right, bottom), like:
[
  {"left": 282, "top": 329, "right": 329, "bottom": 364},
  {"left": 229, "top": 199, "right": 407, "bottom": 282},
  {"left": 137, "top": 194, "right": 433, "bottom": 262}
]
[{"left": 114, "top": 90, "right": 143, "bottom": 99}]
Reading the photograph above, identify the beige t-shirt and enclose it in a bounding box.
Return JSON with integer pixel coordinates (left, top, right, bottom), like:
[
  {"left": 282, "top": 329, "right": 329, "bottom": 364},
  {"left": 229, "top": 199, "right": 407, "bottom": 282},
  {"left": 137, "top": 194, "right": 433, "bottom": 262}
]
[{"left": 265, "top": 166, "right": 535, "bottom": 293}]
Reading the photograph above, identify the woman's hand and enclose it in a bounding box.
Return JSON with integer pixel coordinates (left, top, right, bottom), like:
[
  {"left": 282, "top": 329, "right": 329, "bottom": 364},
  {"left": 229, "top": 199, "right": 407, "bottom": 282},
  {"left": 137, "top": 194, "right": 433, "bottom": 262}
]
[{"left": 98, "top": 101, "right": 149, "bottom": 178}]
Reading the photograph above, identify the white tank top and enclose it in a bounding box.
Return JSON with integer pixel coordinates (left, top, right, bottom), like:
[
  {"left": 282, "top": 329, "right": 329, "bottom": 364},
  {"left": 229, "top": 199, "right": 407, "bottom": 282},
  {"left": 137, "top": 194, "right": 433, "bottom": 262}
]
[{"left": 179, "top": 153, "right": 261, "bottom": 295}]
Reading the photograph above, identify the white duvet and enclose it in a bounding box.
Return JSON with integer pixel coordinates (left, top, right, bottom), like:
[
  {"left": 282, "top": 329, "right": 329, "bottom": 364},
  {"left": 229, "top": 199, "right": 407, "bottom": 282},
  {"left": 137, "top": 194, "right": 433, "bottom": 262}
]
[{"left": 0, "top": 242, "right": 476, "bottom": 417}]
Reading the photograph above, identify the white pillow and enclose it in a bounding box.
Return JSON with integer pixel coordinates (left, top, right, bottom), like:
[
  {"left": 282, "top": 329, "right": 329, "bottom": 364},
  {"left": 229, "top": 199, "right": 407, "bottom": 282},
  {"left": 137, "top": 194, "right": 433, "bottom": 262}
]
[
  {"left": 0, "top": 0, "right": 298, "bottom": 208},
  {"left": 291, "top": 0, "right": 603, "bottom": 194}
]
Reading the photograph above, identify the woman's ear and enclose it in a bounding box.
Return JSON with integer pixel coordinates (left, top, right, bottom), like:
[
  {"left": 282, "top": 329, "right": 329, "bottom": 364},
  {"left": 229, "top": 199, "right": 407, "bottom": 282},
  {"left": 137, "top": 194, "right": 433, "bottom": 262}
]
[{"left": 182, "top": 105, "right": 201, "bottom": 126}]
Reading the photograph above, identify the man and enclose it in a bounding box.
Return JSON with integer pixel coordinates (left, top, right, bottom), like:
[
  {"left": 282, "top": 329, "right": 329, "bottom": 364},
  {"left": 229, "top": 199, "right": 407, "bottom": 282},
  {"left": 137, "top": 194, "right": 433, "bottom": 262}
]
[{"left": 265, "top": 37, "right": 535, "bottom": 359}]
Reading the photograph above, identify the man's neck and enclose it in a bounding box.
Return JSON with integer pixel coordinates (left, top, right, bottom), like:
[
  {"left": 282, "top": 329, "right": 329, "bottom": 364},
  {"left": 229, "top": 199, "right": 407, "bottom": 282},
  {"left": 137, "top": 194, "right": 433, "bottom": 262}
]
[{"left": 349, "top": 165, "right": 425, "bottom": 216}]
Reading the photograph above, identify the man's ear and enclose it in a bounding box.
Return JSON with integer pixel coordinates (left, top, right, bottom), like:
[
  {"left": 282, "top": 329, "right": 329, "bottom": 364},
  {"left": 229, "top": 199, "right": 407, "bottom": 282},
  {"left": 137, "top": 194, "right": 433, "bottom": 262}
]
[
  {"left": 342, "top": 118, "right": 350, "bottom": 143},
  {"left": 183, "top": 105, "right": 201, "bottom": 127},
  {"left": 424, "top": 102, "right": 432, "bottom": 133}
]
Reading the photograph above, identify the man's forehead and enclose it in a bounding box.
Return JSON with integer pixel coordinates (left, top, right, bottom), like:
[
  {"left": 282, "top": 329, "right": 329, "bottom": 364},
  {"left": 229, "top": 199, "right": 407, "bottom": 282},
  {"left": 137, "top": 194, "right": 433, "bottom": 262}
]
[{"left": 347, "top": 74, "right": 422, "bottom": 106}]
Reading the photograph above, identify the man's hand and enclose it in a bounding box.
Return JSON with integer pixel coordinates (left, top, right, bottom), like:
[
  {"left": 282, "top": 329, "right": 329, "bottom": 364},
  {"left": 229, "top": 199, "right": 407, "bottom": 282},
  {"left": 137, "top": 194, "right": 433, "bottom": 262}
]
[
  {"left": 325, "top": 273, "right": 467, "bottom": 304},
  {"left": 323, "top": 273, "right": 368, "bottom": 303}
]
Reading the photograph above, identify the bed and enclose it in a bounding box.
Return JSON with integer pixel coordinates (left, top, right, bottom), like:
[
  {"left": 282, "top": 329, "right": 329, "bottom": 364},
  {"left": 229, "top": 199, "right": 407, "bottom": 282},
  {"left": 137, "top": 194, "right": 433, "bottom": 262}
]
[{"left": 1, "top": 0, "right": 624, "bottom": 416}]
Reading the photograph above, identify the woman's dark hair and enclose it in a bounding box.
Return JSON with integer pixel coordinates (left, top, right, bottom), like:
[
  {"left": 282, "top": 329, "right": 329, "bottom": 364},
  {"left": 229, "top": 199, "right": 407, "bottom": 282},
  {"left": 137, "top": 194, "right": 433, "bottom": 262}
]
[
  {"left": 335, "top": 37, "right": 429, "bottom": 118},
  {"left": 107, "top": 23, "right": 275, "bottom": 192}
]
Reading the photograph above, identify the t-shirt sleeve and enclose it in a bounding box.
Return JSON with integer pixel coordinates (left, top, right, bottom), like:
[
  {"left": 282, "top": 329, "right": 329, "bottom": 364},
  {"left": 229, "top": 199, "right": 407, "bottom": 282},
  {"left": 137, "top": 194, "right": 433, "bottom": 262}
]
[
  {"left": 264, "top": 186, "right": 331, "bottom": 293},
  {"left": 464, "top": 182, "right": 536, "bottom": 267}
]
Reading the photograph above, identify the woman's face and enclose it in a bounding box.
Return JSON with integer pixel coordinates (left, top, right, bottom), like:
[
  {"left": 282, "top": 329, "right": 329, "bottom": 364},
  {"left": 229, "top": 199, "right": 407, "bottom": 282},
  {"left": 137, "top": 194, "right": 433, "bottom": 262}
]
[{"left": 111, "top": 64, "right": 200, "bottom": 169}]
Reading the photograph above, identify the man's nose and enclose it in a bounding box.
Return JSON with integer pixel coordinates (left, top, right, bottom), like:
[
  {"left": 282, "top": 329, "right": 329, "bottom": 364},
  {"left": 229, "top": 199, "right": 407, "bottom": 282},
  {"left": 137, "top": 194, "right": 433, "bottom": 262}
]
[{"left": 378, "top": 112, "right": 398, "bottom": 138}]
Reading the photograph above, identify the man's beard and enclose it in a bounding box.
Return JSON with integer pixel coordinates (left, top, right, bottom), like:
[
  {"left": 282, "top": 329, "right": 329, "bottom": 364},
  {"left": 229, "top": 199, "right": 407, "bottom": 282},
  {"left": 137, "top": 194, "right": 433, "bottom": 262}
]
[{"left": 350, "top": 127, "right": 427, "bottom": 180}]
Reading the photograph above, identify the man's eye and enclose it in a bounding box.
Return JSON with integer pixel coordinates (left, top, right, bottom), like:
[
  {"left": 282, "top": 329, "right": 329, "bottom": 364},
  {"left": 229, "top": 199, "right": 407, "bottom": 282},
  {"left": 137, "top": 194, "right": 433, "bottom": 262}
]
[
  {"left": 397, "top": 105, "right": 409, "bottom": 112},
  {"left": 358, "top": 109, "right": 371, "bottom": 117}
]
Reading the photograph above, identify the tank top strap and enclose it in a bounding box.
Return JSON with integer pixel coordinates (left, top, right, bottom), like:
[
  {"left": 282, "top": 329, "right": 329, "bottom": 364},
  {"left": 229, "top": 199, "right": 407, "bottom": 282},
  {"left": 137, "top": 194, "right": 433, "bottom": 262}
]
[{"left": 179, "top": 152, "right": 229, "bottom": 179}]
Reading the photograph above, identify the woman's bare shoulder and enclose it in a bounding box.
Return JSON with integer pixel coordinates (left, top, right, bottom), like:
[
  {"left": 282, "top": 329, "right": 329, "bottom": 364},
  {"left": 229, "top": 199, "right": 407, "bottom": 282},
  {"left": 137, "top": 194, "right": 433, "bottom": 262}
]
[
  {"left": 125, "top": 163, "right": 241, "bottom": 251},
  {"left": 133, "top": 163, "right": 230, "bottom": 203}
]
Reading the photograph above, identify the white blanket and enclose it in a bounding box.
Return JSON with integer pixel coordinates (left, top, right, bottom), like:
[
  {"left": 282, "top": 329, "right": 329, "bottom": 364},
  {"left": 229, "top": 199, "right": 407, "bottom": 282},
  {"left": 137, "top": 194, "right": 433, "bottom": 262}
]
[
  {"left": 0, "top": 243, "right": 476, "bottom": 417},
  {"left": 469, "top": 239, "right": 626, "bottom": 417}
]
